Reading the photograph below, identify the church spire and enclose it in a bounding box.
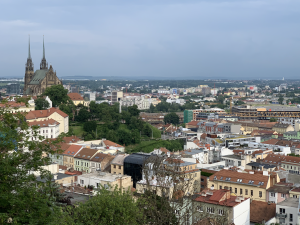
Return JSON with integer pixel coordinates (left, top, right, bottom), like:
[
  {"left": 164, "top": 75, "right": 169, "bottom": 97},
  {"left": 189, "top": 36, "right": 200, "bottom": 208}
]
[
  {"left": 28, "top": 35, "right": 31, "bottom": 59},
  {"left": 25, "top": 35, "right": 34, "bottom": 72},
  {"left": 40, "top": 35, "right": 48, "bottom": 70}
]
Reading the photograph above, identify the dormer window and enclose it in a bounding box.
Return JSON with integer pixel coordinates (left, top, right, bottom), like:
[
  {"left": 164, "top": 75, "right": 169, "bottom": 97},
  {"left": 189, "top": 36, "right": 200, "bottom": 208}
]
[
  {"left": 248, "top": 180, "right": 254, "bottom": 184},
  {"left": 214, "top": 176, "right": 217, "bottom": 180},
  {"left": 237, "top": 179, "right": 242, "bottom": 182},
  {"left": 220, "top": 177, "right": 223, "bottom": 180},
  {"left": 258, "top": 182, "right": 264, "bottom": 186},
  {"left": 225, "top": 177, "right": 231, "bottom": 181}
]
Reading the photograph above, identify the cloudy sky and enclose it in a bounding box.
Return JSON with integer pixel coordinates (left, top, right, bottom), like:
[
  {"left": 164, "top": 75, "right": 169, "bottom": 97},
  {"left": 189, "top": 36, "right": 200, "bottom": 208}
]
[{"left": 0, "top": 0, "right": 300, "bottom": 79}]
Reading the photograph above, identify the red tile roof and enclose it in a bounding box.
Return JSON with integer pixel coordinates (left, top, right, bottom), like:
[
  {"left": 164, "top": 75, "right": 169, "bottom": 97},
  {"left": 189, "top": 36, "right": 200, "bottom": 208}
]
[
  {"left": 62, "top": 145, "right": 82, "bottom": 156},
  {"left": 75, "top": 148, "right": 98, "bottom": 160},
  {"left": 261, "top": 154, "right": 286, "bottom": 165},
  {"left": 194, "top": 189, "right": 248, "bottom": 207},
  {"left": 103, "top": 140, "right": 123, "bottom": 148},
  {"left": 209, "top": 169, "right": 269, "bottom": 189},
  {"left": 68, "top": 93, "right": 84, "bottom": 101},
  {"left": 25, "top": 107, "right": 68, "bottom": 120},
  {"left": 28, "top": 119, "right": 60, "bottom": 127},
  {"left": 250, "top": 200, "right": 276, "bottom": 224},
  {"left": 262, "top": 139, "right": 279, "bottom": 145}
]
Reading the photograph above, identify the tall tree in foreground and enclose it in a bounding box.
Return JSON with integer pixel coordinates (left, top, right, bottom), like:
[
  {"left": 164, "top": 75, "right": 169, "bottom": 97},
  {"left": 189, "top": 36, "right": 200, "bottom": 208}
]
[{"left": 0, "top": 97, "right": 63, "bottom": 224}]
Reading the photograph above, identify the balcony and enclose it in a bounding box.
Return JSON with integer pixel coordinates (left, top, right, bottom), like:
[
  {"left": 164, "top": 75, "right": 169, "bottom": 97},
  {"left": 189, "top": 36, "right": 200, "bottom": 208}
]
[{"left": 276, "top": 213, "right": 287, "bottom": 218}]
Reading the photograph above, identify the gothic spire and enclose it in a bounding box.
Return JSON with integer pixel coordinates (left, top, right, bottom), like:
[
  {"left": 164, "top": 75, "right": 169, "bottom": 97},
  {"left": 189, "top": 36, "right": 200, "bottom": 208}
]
[
  {"left": 28, "top": 35, "right": 31, "bottom": 59},
  {"left": 40, "top": 35, "right": 48, "bottom": 70}
]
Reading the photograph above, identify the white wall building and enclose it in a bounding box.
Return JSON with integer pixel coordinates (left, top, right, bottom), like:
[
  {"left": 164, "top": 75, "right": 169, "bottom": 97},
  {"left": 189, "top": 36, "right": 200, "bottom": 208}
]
[{"left": 276, "top": 198, "right": 300, "bottom": 225}]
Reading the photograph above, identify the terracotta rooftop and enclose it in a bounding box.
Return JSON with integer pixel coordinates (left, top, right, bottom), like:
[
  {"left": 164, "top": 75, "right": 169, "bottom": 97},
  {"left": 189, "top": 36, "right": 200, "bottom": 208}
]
[
  {"left": 186, "top": 121, "right": 199, "bottom": 126},
  {"left": 250, "top": 200, "right": 276, "bottom": 224},
  {"left": 159, "top": 147, "right": 170, "bottom": 153},
  {"left": 25, "top": 107, "right": 68, "bottom": 120},
  {"left": 68, "top": 93, "right": 84, "bottom": 101},
  {"left": 194, "top": 189, "right": 247, "bottom": 207},
  {"left": 90, "top": 152, "right": 108, "bottom": 162},
  {"left": 63, "top": 145, "right": 83, "bottom": 156},
  {"left": 28, "top": 119, "right": 60, "bottom": 127},
  {"left": 209, "top": 169, "right": 269, "bottom": 189},
  {"left": 261, "top": 154, "right": 286, "bottom": 165},
  {"left": 63, "top": 136, "right": 81, "bottom": 143},
  {"left": 103, "top": 140, "right": 123, "bottom": 148},
  {"left": 74, "top": 148, "right": 98, "bottom": 160}
]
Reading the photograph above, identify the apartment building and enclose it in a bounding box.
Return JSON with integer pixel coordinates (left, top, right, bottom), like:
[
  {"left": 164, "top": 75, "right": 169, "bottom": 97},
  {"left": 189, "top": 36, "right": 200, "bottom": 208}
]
[
  {"left": 62, "top": 144, "right": 83, "bottom": 169},
  {"left": 276, "top": 198, "right": 300, "bottom": 225},
  {"left": 207, "top": 169, "right": 280, "bottom": 202},
  {"left": 110, "top": 154, "right": 129, "bottom": 175},
  {"left": 74, "top": 148, "right": 99, "bottom": 173},
  {"left": 193, "top": 189, "right": 250, "bottom": 225}
]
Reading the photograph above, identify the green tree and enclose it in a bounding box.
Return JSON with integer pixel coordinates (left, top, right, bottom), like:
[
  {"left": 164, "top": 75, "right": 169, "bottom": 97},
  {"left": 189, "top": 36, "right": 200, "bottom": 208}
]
[
  {"left": 35, "top": 97, "right": 50, "bottom": 110},
  {"left": 117, "top": 128, "right": 132, "bottom": 146},
  {"left": 164, "top": 112, "right": 180, "bottom": 125},
  {"left": 43, "top": 85, "right": 71, "bottom": 107},
  {"left": 270, "top": 117, "right": 277, "bottom": 122},
  {"left": 53, "top": 186, "right": 144, "bottom": 225},
  {"left": 83, "top": 121, "right": 97, "bottom": 133},
  {"left": 76, "top": 108, "right": 91, "bottom": 122},
  {"left": 278, "top": 94, "right": 284, "bottom": 105},
  {"left": 0, "top": 97, "right": 64, "bottom": 224},
  {"left": 128, "top": 105, "right": 140, "bottom": 117}
]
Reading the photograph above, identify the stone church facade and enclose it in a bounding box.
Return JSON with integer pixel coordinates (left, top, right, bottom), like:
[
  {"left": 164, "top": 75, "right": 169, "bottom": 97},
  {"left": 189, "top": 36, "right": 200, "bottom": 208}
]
[{"left": 24, "top": 37, "right": 62, "bottom": 96}]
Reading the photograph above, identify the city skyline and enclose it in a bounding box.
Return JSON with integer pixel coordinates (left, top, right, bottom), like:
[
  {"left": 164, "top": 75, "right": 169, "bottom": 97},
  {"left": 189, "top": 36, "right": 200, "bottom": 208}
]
[{"left": 0, "top": 0, "right": 300, "bottom": 79}]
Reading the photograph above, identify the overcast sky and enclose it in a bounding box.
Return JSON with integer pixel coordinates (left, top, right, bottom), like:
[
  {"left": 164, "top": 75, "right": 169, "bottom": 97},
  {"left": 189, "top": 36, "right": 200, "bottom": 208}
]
[{"left": 0, "top": 0, "right": 300, "bottom": 79}]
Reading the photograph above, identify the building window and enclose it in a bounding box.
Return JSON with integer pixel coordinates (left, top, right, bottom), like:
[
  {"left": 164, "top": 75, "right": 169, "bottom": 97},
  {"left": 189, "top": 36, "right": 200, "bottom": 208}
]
[
  {"left": 218, "top": 209, "right": 224, "bottom": 216},
  {"left": 259, "top": 191, "right": 262, "bottom": 198},
  {"left": 119, "top": 166, "right": 121, "bottom": 169},
  {"left": 238, "top": 161, "right": 241, "bottom": 166},
  {"left": 230, "top": 187, "right": 232, "bottom": 193},
  {"left": 251, "top": 190, "right": 253, "bottom": 196},
  {"left": 245, "top": 189, "right": 248, "bottom": 195},
  {"left": 207, "top": 207, "right": 214, "bottom": 214},
  {"left": 293, "top": 195, "right": 297, "bottom": 198},
  {"left": 114, "top": 165, "right": 116, "bottom": 169},
  {"left": 197, "top": 206, "right": 203, "bottom": 212},
  {"left": 281, "top": 194, "right": 285, "bottom": 198},
  {"left": 220, "top": 186, "right": 222, "bottom": 189},
  {"left": 280, "top": 208, "right": 285, "bottom": 214},
  {"left": 271, "top": 192, "right": 275, "bottom": 197},
  {"left": 235, "top": 188, "right": 237, "bottom": 194},
  {"left": 290, "top": 214, "right": 293, "bottom": 222},
  {"left": 80, "top": 180, "right": 84, "bottom": 185},
  {"left": 240, "top": 189, "right": 243, "bottom": 195}
]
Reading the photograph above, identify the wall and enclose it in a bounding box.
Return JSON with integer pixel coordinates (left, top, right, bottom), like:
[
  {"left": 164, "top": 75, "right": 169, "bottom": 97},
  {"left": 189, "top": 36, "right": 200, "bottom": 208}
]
[
  {"left": 233, "top": 198, "right": 250, "bottom": 225},
  {"left": 111, "top": 164, "right": 124, "bottom": 175}
]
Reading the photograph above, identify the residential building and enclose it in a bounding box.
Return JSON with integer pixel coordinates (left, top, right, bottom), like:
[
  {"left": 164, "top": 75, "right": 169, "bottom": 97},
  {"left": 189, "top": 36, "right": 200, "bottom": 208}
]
[
  {"left": 281, "top": 156, "right": 300, "bottom": 174},
  {"left": 26, "top": 107, "right": 69, "bottom": 134},
  {"left": 111, "top": 154, "right": 129, "bottom": 175},
  {"left": 267, "top": 184, "right": 292, "bottom": 204},
  {"left": 284, "top": 131, "right": 300, "bottom": 140},
  {"left": 102, "top": 139, "right": 125, "bottom": 152},
  {"left": 276, "top": 198, "right": 300, "bottom": 225},
  {"left": 0, "top": 97, "right": 35, "bottom": 113},
  {"left": 207, "top": 169, "right": 280, "bottom": 202},
  {"left": 221, "top": 154, "right": 253, "bottom": 169},
  {"left": 111, "top": 90, "right": 123, "bottom": 104},
  {"left": 90, "top": 153, "right": 115, "bottom": 173},
  {"left": 48, "top": 143, "right": 70, "bottom": 166},
  {"left": 289, "top": 188, "right": 300, "bottom": 199},
  {"left": 193, "top": 189, "right": 250, "bottom": 225},
  {"left": 272, "top": 123, "right": 294, "bottom": 134},
  {"left": 74, "top": 148, "right": 99, "bottom": 173},
  {"left": 28, "top": 119, "right": 60, "bottom": 140},
  {"left": 77, "top": 172, "right": 132, "bottom": 192},
  {"left": 62, "top": 145, "right": 83, "bottom": 169},
  {"left": 68, "top": 93, "right": 89, "bottom": 106}
]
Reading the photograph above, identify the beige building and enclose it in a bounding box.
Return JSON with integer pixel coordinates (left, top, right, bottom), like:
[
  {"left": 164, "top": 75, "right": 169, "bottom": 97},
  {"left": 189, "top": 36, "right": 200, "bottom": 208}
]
[
  {"left": 0, "top": 97, "right": 35, "bottom": 113},
  {"left": 68, "top": 93, "right": 89, "bottom": 106},
  {"left": 272, "top": 123, "right": 294, "bottom": 134},
  {"left": 110, "top": 154, "right": 129, "bottom": 175},
  {"left": 136, "top": 158, "right": 201, "bottom": 199},
  {"left": 25, "top": 107, "right": 69, "bottom": 134},
  {"left": 62, "top": 144, "right": 83, "bottom": 169},
  {"left": 208, "top": 169, "right": 280, "bottom": 202},
  {"left": 77, "top": 172, "right": 133, "bottom": 193}
]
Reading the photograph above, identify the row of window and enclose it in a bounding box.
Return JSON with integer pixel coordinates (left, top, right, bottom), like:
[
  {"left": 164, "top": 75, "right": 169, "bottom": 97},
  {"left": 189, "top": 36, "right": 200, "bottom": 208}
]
[
  {"left": 196, "top": 206, "right": 224, "bottom": 216},
  {"left": 217, "top": 185, "right": 262, "bottom": 198}
]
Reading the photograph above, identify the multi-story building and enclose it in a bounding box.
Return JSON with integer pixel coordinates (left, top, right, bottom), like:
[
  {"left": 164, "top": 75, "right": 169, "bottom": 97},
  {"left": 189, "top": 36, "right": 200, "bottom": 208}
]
[
  {"left": 111, "top": 154, "right": 129, "bottom": 175},
  {"left": 74, "top": 148, "right": 99, "bottom": 173},
  {"left": 62, "top": 145, "right": 83, "bottom": 169},
  {"left": 276, "top": 198, "right": 300, "bottom": 225},
  {"left": 272, "top": 123, "right": 294, "bottom": 134},
  {"left": 26, "top": 108, "right": 69, "bottom": 134},
  {"left": 281, "top": 156, "right": 300, "bottom": 174},
  {"left": 28, "top": 119, "right": 60, "bottom": 140},
  {"left": 77, "top": 172, "right": 133, "bottom": 192},
  {"left": 207, "top": 169, "right": 280, "bottom": 202},
  {"left": 266, "top": 184, "right": 292, "bottom": 204},
  {"left": 68, "top": 93, "right": 89, "bottom": 107},
  {"left": 193, "top": 189, "right": 250, "bottom": 225},
  {"left": 111, "top": 90, "right": 123, "bottom": 104}
]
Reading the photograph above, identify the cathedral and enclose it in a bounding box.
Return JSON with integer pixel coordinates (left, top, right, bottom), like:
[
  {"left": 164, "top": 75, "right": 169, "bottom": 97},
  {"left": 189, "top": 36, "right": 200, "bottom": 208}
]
[{"left": 24, "top": 37, "right": 62, "bottom": 96}]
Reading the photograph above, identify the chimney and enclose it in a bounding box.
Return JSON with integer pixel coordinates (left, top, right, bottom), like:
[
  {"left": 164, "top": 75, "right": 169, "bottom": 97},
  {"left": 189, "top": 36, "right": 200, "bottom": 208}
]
[
  {"left": 263, "top": 171, "right": 268, "bottom": 176},
  {"left": 53, "top": 174, "right": 58, "bottom": 180}
]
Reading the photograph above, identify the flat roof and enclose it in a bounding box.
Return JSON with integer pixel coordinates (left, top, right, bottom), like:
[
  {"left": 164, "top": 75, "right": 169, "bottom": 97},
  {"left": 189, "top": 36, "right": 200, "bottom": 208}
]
[{"left": 277, "top": 198, "right": 299, "bottom": 208}]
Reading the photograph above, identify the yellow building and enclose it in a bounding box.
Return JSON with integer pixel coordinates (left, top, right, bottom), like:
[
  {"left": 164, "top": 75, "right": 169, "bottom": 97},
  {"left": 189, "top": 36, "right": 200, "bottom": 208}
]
[
  {"left": 0, "top": 97, "right": 35, "bottom": 113},
  {"left": 62, "top": 144, "right": 83, "bottom": 169},
  {"left": 207, "top": 169, "right": 279, "bottom": 202},
  {"left": 68, "top": 93, "right": 85, "bottom": 106},
  {"left": 25, "top": 107, "right": 69, "bottom": 134},
  {"left": 272, "top": 123, "right": 294, "bottom": 134},
  {"left": 110, "top": 154, "right": 129, "bottom": 175}
]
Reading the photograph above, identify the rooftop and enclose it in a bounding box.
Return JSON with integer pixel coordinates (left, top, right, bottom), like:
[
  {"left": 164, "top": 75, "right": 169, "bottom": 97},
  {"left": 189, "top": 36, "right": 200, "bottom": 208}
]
[
  {"left": 250, "top": 200, "right": 276, "bottom": 224},
  {"left": 78, "top": 172, "right": 130, "bottom": 182},
  {"left": 277, "top": 198, "right": 299, "bottom": 208}
]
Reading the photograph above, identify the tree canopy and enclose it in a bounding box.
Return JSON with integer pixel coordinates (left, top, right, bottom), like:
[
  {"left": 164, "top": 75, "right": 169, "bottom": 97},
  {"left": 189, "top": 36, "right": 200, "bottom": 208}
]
[
  {"left": 35, "top": 97, "right": 50, "bottom": 110},
  {"left": 164, "top": 112, "right": 180, "bottom": 125},
  {"left": 43, "top": 85, "right": 71, "bottom": 107}
]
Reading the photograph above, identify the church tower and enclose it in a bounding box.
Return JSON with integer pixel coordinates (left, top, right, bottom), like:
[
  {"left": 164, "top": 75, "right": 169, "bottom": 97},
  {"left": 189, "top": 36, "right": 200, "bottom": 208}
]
[
  {"left": 24, "top": 35, "right": 34, "bottom": 93},
  {"left": 40, "top": 36, "right": 48, "bottom": 70}
]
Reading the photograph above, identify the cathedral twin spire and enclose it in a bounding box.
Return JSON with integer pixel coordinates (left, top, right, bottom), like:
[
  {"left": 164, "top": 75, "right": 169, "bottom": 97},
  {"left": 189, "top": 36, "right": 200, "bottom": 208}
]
[{"left": 26, "top": 35, "right": 48, "bottom": 71}]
